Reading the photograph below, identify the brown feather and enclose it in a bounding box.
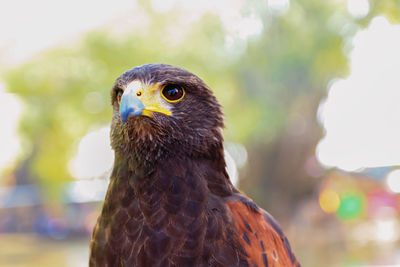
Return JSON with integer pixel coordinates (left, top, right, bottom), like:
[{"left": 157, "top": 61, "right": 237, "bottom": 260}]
[
  {"left": 226, "top": 200, "right": 301, "bottom": 267},
  {"left": 89, "top": 64, "right": 301, "bottom": 267}
]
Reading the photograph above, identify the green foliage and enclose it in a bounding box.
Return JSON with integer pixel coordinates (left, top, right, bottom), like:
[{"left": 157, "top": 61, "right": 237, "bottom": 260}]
[
  {"left": 233, "top": 0, "right": 349, "bottom": 143},
  {"left": 3, "top": 12, "right": 236, "bottom": 195},
  {"left": 3, "top": 0, "right": 400, "bottom": 199}
]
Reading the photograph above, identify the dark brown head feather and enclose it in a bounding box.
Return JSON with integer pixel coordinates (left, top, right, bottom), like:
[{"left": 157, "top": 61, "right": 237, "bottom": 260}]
[{"left": 110, "top": 64, "right": 224, "bottom": 170}]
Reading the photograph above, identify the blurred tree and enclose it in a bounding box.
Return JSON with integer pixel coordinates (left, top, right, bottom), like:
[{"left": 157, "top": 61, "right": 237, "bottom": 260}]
[
  {"left": 3, "top": 10, "right": 235, "bottom": 201},
  {"left": 236, "top": 0, "right": 349, "bottom": 219},
  {"left": 2, "top": 0, "right": 400, "bottom": 215},
  {"left": 237, "top": 0, "right": 400, "bottom": 219}
]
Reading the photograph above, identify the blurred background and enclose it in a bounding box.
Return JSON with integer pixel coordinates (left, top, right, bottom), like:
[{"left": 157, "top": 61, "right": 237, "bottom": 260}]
[{"left": 0, "top": 0, "right": 400, "bottom": 266}]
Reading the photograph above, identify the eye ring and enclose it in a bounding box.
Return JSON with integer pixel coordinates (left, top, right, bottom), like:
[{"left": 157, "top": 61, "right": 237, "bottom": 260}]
[
  {"left": 116, "top": 89, "right": 123, "bottom": 104},
  {"left": 161, "top": 84, "right": 185, "bottom": 103}
]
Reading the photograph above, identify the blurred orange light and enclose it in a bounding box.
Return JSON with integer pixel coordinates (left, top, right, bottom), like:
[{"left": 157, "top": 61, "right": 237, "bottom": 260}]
[{"left": 319, "top": 189, "right": 340, "bottom": 213}]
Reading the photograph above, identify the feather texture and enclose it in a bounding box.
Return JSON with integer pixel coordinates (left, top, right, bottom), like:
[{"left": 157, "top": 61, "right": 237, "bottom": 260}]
[
  {"left": 89, "top": 64, "right": 301, "bottom": 267},
  {"left": 226, "top": 200, "right": 301, "bottom": 267}
]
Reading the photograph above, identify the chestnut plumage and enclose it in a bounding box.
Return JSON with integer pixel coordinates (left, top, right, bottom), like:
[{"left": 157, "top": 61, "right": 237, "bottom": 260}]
[{"left": 89, "top": 64, "right": 301, "bottom": 267}]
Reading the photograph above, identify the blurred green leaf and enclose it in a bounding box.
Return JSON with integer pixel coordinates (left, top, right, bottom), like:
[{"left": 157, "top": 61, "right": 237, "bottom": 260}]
[{"left": 3, "top": 0, "right": 400, "bottom": 203}]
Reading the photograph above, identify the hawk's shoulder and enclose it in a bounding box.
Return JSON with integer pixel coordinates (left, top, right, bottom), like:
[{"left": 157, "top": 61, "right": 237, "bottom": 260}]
[{"left": 225, "top": 194, "right": 301, "bottom": 267}]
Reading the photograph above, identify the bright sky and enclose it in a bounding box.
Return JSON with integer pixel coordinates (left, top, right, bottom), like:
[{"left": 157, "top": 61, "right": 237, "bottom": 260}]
[
  {"left": 317, "top": 17, "right": 400, "bottom": 172},
  {"left": 0, "top": 0, "right": 264, "bottom": 67},
  {"left": 0, "top": 0, "right": 135, "bottom": 66}
]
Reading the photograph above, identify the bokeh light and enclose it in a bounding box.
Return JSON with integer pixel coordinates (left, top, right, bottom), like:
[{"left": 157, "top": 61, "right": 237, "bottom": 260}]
[
  {"left": 69, "top": 127, "right": 113, "bottom": 179},
  {"left": 317, "top": 17, "right": 400, "bottom": 172},
  {"left": 65, "top": 179, "right": 108, "bottom": 203},
  {"left": 0, "top": 82, "right": 23, "bottom": 172},
  {"left": 319, "top": 189, "right": 340, "bottom": 213},
  {"left": 267, "top": 0, "right": 290, "bottom": 14},
  {"left": 336, "top": 191, "right": 365, "bottom": 221},
  {"left": 347, "top": 0, "right": 370, "bottom": 18},
  {"left": 374, "top": 219, "right": 400, "bottom": 243},
  {"left": 385, "top": 169, "right": 400, "bottom": 193}
]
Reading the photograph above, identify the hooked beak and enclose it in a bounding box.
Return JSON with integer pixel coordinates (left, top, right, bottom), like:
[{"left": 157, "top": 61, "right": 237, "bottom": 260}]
[
  {"left": 119, "top": 84, "right": 172, "bottom": 123},
  {"left": 120, "top": 90, "right": 145, "bottom": 123}
]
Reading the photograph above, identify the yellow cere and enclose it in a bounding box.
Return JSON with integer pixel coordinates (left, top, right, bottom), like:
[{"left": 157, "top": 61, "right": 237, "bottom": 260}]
[
  {"left": 125, "top": 80, "right": 172, "bottom": 117},
  {"left": 319, "top": 189, "right": 341, "bottom": 214}
]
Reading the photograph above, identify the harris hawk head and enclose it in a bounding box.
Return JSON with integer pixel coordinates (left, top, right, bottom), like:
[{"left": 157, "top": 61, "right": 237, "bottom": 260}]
[
  {"left": 110, "top": 64, "right": 224, "bottom": 165},
  {"left": 90, "top": 64, "right": 301, "bottom": 267}
]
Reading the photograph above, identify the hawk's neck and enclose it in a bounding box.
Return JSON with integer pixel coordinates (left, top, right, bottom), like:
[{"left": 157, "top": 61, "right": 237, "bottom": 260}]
[{"left": 108, "top": 150, "right": 236, "bottom": 215}]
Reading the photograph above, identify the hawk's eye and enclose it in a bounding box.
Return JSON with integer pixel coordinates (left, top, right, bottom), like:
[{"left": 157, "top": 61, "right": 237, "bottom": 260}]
[
  {"left": 161, "top": 84, "right": 185, "bottom": 102},
  {"left": 116, "top": 89, "right": 123, "bottom": 104}
]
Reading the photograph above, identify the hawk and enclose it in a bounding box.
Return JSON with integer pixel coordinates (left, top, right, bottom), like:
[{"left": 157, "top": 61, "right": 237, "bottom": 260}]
[{"left": 89, "top": 64, "right": 301, "bottom": 267}]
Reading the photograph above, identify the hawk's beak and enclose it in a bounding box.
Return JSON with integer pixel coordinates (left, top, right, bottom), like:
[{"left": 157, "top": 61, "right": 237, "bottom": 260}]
[
  {"left": 120, "top": 90, "right": 145, "bottom": 123},
  {"left": 119, "top": 87, "right": 172, "bottom": 123}
]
